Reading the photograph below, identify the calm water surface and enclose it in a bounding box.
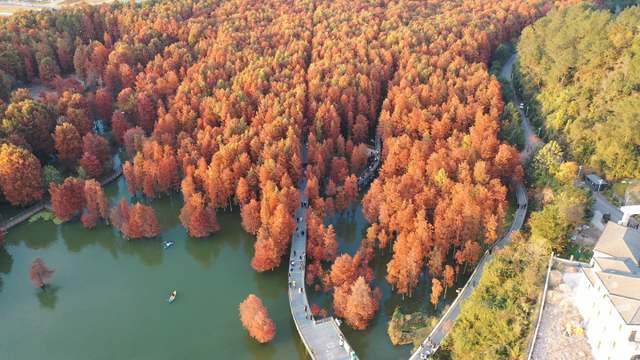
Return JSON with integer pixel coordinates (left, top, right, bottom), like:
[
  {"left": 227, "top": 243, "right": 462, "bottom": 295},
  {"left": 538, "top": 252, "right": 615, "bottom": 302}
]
[{"left": 0, "top": 175, "right": 473, "bottom": 360}]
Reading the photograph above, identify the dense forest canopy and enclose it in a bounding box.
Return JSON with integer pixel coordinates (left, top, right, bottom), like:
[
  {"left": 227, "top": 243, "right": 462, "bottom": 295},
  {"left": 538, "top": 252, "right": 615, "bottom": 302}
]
[
  {"left": 517, "top": 3, "right": 640, "bottom": 180},
  {"left": 0, "top": 0, "right": 585, "bottom": 331}
]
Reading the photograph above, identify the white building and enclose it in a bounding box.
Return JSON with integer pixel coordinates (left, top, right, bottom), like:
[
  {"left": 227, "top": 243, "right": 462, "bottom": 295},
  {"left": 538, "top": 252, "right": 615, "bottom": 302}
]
[{"left": 576, "top": 222, "right": 640, "bottom": 360}]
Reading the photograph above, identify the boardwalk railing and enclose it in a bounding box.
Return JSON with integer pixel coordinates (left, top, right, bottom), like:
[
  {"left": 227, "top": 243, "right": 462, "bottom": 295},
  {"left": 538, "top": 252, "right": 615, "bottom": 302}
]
[
  {"left": 0, "top": 202, "right": 46, "bottom": 231},
  {"left": 1, "top": 165, "right": 123, "bottom": 232},
  {"left": 99, "top": 165, "right": 123, "bottom": 187}
]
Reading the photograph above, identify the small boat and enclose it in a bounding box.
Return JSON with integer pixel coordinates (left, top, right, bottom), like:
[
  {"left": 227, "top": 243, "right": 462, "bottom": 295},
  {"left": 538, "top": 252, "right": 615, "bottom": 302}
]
[
  {"left": 163, "top": 241, "right": 173, "bottom": 249},
  {"left": 168, "top": 291, "right": 177, "bottom": 303}
]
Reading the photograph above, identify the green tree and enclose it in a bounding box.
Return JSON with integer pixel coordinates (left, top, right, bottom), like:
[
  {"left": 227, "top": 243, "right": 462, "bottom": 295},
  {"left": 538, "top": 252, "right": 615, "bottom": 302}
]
[
  {"left": 0, "top": 69, "right": 10, "bottom": 102},
  {"left": 38, "top": 57, "right": 61, "bottom": 86},
  {"left": 529, "top": 205, "right": 571, "bottom": 251},
  {"left": 499, "top": 103, "right": 524, "bottom": 150},
  {"left": 42, "top": 165, "right": 63, "bottom": 190}
]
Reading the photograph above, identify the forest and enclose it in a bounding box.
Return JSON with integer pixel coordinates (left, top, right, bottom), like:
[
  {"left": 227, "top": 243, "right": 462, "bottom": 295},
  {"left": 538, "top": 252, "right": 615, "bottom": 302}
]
[
  {"left": 0, "top": 0, "right": 588, "bottom": 338},
  {"left": 516, "top": 2, "right": 640, "bottom": 180}
]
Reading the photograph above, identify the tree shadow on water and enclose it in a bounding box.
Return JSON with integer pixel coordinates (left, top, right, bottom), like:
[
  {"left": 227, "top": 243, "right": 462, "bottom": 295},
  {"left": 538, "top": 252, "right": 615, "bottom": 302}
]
[
  {"left": 244, "top": 332, "right": 276, "bottom": 360},
  {"left": 0, "top": 248, "right": 14, "bottom": 296},
  {"left": 36, "top": 284, "right": 60, "bottom": 310},
  {"left": 253, "top": 264, "right": 287, "bottom": 301},
  {"left": 121, "top": 237, "right": 164, "bottom": 267},
  {"left": 0, "top": 247, "right": 14, "bottom": 274},
  {"left": 185, "top": 236, "right": 221, "bottom": 269},
  {"left": 333, "top": 213, "right": 358, "bottom": 245}
]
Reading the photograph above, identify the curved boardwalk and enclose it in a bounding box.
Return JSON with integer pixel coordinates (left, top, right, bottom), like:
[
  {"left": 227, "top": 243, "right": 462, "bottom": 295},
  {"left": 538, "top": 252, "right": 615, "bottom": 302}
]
[
  {"left": 410, "top": 185, "right": 528, "bottom": 359},
  {"left": 288, "top": 138, "right": 357, "bottom": 360}
]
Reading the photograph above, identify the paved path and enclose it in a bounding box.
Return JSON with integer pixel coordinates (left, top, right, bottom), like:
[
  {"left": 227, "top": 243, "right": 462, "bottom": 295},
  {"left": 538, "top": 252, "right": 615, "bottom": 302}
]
[
  {"left": 409, "top": 185, "right": 528, "bottom": 359},
  {"left": 500, "top": 53, "right": 541, "bottom": 161},
  {"left": 357, "top": 132, "right": 381, "bottom": 189},
  {"left": 288, "top": 136, "right": 357, "bottom": 360},
  {"left": 502, "top": 53, "right": 629, "bottom": 227}
]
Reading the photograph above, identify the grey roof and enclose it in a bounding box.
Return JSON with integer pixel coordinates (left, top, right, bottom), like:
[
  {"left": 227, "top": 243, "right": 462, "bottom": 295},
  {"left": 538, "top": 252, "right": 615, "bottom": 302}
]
[
  {"left": 596, "top": 271, "right": 640, "bottom": 302},
  {"left": 583, "top": 267, "right": 598, "bottom": 286},
  {"left": 586, "top": 174, "right": 607, "bottom": 184},
  {"left": 609, "top": 295, "right": 640, "bottom": 325},
  {"left": 594, "top": 257, "right": 640, "bottom": 275},
  {"left": 595, "top": 222, "right": 640, "bottom": 264}
]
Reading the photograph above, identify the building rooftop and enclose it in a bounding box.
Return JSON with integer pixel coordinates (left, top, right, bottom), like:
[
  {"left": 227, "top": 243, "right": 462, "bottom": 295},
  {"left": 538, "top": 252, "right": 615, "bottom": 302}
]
[
  {"left": 596, "top": 271, "right": 640, "bottom": 301},
  {"left": 591, "top": 222, "right": 640, "bottom": 325},
  {"left": 583, "top": 267, "right": 598, "bottom": 286},
  {"left": 594, "top": 257, "right": 640, "bottom": 275},
  {"left": 595, "top": 222, "right": 640, "bottom": 264},
  {"left": 609, "top": 295, "right": 640, "bottom": 325},
  {"left": 586, "top": 174, "right": 607, "bottom": 185}
]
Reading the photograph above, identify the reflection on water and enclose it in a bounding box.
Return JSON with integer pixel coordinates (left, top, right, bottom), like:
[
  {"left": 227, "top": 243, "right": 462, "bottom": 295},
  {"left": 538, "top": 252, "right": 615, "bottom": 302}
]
[
  {"left": 0, "top": 247, "right": 13, "bottom": 296},
  {"left": 0, "top": 247, "right": 13, "bottom": 274},
  {"left": 253, "top": 266, "right": 286, "bottom": 301},
  {"left": 244, "top": 332, "right": 277, "bottom": 360},
  {"left": 0, "top": 174, "right": 476, "bottom": 360},
  {"left": 334, "top": 212, "right": 359, "bottom": 245},
  {"left": 184, "top": 236, "right": 221, "bottom": 269},
  {"left": 36, "top": 284, "right": 60, "bottom": 309}
]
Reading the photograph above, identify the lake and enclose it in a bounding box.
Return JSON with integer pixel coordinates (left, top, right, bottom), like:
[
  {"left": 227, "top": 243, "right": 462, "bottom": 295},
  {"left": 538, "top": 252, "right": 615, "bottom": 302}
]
[{"left": 0, "top": 175, "right": 471, "bottom": 360}]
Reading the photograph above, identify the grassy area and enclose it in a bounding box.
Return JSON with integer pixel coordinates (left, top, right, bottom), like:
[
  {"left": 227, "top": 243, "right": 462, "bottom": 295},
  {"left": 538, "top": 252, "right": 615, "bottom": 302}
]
[
  {"left": 601, "top": 182, "right": 629, "bottom": 207},
  {"left": 388, "top": 305, "right": 450, "bottom": 351},
  {"left": 502, "top": 189, "right": 518, "bottom": 232},
  {"left": 567, "top": 244, "right": 594, "bottom": 263}
]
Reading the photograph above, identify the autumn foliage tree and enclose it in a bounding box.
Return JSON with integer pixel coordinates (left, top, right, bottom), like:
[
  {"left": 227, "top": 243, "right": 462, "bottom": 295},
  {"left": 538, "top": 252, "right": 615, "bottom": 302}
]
[
  {"left": 49, "top": 177, "right": 85, "bottom": 222},
  {"left": 29, "top": 257, "right": 54, "bottom": 288},
  {"left": 239, "top": 294, "right": 276, "bottom": 343},
  {"left": 110, "top": 199, "right": 160, "bottom": 239},
  {"left": 430, "top": 279, "right": 443, "bottom": 310},
  {"left": 333, "top": 276, "right": 381, "bottom": 330},
  {"left": 0, "top": 143, "right": 43, "bottom": 205},
  {"left": 79, "top": 152, "right": 103, "bottom": 179},
  {"left": 81, "top": 179, "right": 110, "bottom": 228},
  {"left": 53, "top": 123, "right": 83, "bottom": 168},
  {"left": 95, "top": 89, "right": 113, "bottom": 125}
]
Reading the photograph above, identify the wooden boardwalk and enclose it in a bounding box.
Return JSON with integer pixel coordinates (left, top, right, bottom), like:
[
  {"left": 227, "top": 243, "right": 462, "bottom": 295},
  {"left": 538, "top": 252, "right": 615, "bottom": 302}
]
[
  {"left": 0, "top": 165, "right": 123, "bottom": 231},
  {"left": 356, "top": 132, "right": 381, "bottom": 189},
  {"left": 288, "top": 138, "right": 357, "bottom": 360}
]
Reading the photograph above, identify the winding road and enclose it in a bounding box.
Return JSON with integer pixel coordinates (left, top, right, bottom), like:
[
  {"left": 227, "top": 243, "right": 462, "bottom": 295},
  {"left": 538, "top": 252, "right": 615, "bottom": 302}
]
[{"left": 501, "top": 53, "right": 625, "bottom": 225}]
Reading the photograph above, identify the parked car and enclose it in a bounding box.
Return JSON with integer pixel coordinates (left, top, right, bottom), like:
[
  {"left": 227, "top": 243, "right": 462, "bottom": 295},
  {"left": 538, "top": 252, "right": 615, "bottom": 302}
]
[{"left": 519, "top": 103, "right": 524, "bottom": 109}]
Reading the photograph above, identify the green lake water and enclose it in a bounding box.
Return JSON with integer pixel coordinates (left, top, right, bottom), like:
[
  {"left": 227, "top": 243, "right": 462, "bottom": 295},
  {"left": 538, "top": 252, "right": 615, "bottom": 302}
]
[{"left": 0, "top": 175, "right": 478, "bottom": 360}]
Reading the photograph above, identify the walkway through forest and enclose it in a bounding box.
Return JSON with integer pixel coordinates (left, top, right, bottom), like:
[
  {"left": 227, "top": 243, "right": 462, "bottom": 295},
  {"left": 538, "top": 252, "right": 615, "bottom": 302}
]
[
  {"left": 287, "top": 136, "right": 357, "bottom": 360},
  {"left": 409, "top": 186, "right": 528, "bottom": 359},
  {"left": 410, "top": 53, "right": 531, "bottom": 360},
  {"left": 0, "top": 165, "right": 123, "bottom": 231}
]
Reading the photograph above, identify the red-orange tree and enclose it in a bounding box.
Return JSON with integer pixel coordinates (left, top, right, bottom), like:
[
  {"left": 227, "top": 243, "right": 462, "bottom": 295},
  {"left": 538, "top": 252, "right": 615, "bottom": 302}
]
[
  {"left": 50, "top": 177, "right": 85, "bottom": 222},
  {"left": 239, "top": 294, "right": 276, "bottom": 343},
  {"left": 81, "top": 179, "right": 110, "bottom": 228},
  {"left": 29, "top": 257, "right": 54, "bottom": 288},
  {"left": 52, "top": 123, "right": 83, "bottom": 168},
  {"left": 333, "top": 276, "right": 381, "bottom": 330}
]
